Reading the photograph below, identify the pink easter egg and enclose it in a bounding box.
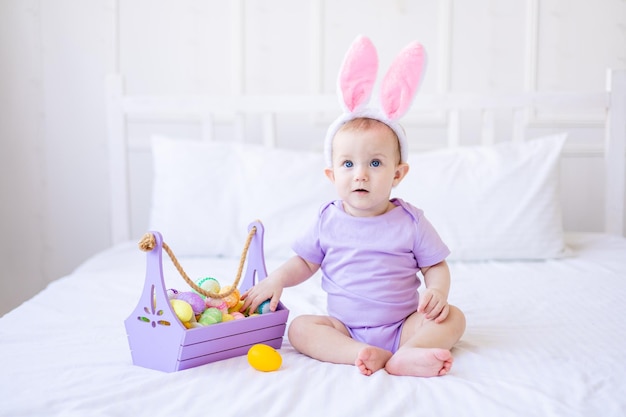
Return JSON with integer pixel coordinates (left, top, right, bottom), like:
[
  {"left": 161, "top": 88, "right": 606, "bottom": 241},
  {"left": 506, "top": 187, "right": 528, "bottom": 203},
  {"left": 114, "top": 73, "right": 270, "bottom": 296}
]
[{"left": 231, "top": 312, "right": 246, "bottom": 320}]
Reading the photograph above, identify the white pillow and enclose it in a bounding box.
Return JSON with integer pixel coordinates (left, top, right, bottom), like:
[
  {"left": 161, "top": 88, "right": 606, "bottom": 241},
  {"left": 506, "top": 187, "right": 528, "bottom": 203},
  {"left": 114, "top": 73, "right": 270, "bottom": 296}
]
[
  {"left": 392, "top": 134, "right": 568, "bottom": 260},
  {"left": 149, "top": 137, "right": 242, "bottom": 257},
  {"left": 149, "top": 137, "right": 334, "bottom": 258},
  {"left": 232, "top": 145, "right": 335, "bottom": 258}
]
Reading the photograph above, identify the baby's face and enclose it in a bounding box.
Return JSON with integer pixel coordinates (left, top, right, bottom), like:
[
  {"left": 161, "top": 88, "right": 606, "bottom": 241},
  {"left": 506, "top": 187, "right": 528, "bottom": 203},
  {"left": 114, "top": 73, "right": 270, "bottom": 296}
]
[{"left": 325, "top": 124, "right": 408, "bottom": 217}]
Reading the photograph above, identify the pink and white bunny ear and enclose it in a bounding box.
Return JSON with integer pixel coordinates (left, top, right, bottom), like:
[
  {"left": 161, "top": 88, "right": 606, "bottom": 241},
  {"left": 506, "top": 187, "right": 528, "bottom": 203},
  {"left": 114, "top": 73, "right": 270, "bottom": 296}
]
[
  {"left": 337, "top": 35, "right": 379, "bottom": 112},
  {"left": 379, "top": 41, "right": 426, "bottom": 120}
]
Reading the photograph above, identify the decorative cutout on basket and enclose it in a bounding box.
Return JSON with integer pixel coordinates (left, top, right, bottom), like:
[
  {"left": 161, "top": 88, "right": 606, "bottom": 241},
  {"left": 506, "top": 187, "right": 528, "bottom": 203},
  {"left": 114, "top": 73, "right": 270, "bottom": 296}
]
[
  {"left": 137, "top": 285, "right": 171, "bottom": 327},
  {"left": 124, "top": 221, "right": 289, "bottom": 372}
]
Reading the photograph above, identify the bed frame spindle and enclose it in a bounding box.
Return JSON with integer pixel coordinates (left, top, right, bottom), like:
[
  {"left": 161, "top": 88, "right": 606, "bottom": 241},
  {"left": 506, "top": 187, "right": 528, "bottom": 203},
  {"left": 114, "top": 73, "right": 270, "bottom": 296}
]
[{"left": 481, "top": 109, "right": 496, "bottom": 146}]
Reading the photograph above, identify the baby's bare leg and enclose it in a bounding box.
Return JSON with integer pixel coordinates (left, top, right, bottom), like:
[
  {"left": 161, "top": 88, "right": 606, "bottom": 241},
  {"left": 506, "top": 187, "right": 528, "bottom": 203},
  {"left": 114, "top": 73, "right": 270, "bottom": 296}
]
[
  {"left": 288, "top": 315, "right": 391, "bottom": 376},
  {"left": 385, "top": 305, "right": 466, "bottom": 377}
]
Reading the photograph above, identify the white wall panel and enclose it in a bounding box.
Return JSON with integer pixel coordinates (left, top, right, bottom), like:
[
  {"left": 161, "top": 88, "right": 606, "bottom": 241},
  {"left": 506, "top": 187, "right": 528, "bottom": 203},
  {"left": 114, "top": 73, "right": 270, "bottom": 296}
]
[
  {"left": 537, "top": 0, "right": 626, "bottom": 91},
  {"left": 119, "top": 0, "right": 232, "bottom": 94},
  {"left": 39, "top": 0, "right": 110, "bottom": 281},
  {"left": 245, "top": 1, "right": 313, "bottom": 94},
  {"left": 451, "top": 0, "right": 527, "bottom": 91},
  {"left": 0, "top": 0, "right": 46, "bottom": 315}
]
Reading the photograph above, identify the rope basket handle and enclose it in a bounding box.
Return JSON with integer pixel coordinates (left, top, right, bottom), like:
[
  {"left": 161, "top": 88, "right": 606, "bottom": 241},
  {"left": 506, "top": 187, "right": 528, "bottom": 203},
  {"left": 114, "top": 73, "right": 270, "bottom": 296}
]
[{"left": 138, "top": 227, "right": 257, "bottom": 299}]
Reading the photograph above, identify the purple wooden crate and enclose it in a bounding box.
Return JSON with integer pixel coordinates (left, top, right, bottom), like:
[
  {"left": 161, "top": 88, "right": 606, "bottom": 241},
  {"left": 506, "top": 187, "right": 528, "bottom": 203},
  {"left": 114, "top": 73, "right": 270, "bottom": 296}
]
[{"left": 124, "top": 221, "right": 289, "bottom": 372}]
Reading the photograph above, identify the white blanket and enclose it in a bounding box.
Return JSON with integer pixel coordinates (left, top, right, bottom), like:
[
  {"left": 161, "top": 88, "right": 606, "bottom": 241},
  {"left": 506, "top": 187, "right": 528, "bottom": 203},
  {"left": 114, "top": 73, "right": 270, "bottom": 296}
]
[{"left": 1, "top": 233, "right": 625, "bottom": 417}]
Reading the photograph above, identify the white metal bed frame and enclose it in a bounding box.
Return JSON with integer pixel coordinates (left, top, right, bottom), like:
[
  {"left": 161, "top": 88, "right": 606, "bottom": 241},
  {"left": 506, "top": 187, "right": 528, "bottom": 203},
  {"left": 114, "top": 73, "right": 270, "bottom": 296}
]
[{"left": 105, "top": 69, "right": 626, "bottom": 244}]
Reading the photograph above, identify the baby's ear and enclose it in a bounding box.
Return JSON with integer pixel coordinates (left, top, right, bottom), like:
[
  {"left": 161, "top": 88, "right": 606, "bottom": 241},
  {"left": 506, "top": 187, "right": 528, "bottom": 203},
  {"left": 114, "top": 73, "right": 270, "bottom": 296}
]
[
  {"left": 337, "top": 35, "right": 379, "bottom": 113},
  {"left": 392, "top": 163, "right": 410, "bottom": 187},
  {"left": 324, "top": 167, "right": 336, "bottom": 183}
]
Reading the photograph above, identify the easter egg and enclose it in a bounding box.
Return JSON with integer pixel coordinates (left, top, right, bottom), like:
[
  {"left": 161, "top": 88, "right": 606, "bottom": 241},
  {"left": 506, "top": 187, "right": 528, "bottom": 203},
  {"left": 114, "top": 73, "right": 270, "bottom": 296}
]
[
  {"left": 170, "top": 299, "right": 193, "bottom": 323},
  {"left": 220, "top": 286, "right": 241, "bottom": 308},
  {"left": 176, "top": 291, "right": 206, "bottom": 315},
  {"left": 256, "top": 300, "right": 271, "bottom": 314},
  {"left": 199, "top": 307, "right": 223, "bottom": 326},
  {"left": 228, "top": 299, "right": 245, "bottom": 314},
  {"left": 195, "top": 277, "right": 220, "bottom": 297},
  {"left": 247, "top": 344, "right": 282, "bottom": 372},
  {"left": 231, "top": 312, "right": 246, "bottom": 320},
  {"left": 205, "top": 297, "right": 226, "bottom": 308}
]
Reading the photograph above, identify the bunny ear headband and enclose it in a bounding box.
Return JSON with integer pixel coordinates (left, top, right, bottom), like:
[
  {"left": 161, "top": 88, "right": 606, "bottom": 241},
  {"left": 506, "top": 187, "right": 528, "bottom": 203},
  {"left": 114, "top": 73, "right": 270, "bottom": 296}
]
[{"left": 324, "top": 35, "right": 427, "bottom": 167}]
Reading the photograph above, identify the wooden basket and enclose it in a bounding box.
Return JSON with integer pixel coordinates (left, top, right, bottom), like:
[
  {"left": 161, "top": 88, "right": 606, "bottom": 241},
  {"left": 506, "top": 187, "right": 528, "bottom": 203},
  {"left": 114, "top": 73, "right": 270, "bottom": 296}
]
[{"left": 124, "top": 221, "right": 289, "bottom": 372}]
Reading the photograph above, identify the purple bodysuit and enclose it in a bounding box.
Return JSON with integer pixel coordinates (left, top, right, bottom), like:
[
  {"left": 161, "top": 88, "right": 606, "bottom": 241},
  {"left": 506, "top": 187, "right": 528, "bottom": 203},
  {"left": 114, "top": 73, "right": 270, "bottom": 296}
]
[{"left": 292, "top": 198, "right": 450, "bottom": 353}]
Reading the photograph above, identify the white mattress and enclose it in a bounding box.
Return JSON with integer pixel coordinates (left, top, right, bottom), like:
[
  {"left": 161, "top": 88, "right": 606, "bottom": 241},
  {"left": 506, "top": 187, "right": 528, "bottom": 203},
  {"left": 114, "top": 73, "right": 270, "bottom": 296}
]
[{"left": 1, "top": 233, "right": 625, "bottom": 417}]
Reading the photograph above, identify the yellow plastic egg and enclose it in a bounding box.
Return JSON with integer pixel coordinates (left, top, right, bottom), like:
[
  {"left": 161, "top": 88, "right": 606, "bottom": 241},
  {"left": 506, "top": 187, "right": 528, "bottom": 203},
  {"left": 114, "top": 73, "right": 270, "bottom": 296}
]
[
  {"left": 247, "top": 344, "right": 282, "bottom": 372},
  {"left": 229, "top": 299, "right": 245, "bottom": 313},
  {"left": 170, "top": 299, "right": 193, "bottom": 323}
]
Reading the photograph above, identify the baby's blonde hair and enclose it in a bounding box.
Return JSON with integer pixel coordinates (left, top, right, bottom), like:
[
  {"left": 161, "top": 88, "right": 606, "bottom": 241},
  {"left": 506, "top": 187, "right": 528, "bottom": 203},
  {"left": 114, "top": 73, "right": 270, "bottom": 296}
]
[{"left": 336, "top": 117, "right": 402, "bottom": 163}]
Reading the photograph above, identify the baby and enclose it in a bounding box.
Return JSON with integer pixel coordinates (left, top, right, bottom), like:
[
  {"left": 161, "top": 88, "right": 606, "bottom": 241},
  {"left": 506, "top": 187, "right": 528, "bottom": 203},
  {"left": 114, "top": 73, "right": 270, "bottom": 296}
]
[{"left": 241, "top": 36, "right": 466, "bottom": 377}]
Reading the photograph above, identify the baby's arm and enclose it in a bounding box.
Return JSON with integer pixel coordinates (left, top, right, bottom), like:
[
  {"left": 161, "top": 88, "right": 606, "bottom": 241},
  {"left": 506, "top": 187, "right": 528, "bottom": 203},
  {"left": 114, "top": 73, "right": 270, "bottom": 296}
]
[
  {"left": 240, "top": 255, "right": 320, "bottom": 313},
  {"left": 418, "top": 260, "right": 451, "bottom": 323}
]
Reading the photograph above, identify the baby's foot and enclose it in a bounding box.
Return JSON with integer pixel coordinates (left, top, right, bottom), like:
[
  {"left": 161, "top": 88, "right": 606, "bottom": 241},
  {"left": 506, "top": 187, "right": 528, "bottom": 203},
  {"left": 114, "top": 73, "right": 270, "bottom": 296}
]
[
  {"left": 355, "top": 346, "right": 393, "bottom": 376},
  {"left": 385, "top": 347, "right": 453, "bottom": 377}
]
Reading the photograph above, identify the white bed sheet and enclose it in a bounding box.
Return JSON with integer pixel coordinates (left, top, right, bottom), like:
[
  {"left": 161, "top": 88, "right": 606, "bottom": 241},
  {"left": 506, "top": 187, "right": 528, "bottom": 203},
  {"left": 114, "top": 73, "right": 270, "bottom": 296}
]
[{"left": 1, "top": 233, "right": 625, "bottom": 417}]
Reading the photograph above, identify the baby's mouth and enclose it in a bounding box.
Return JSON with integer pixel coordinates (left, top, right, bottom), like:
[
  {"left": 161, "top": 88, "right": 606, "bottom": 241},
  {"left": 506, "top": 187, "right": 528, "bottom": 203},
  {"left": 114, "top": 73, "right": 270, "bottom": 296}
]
[{"left": 353, "top": 188, "right": 368, "bottom": 193}]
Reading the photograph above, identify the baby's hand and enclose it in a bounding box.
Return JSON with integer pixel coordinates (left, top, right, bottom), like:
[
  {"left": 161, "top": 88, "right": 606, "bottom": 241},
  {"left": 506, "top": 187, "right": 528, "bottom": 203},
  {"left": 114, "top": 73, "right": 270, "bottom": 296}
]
[
  {"left": 418, "top": 288, "right": 450, "bottom": 323},
  {"left": 240, "top": 276, "right": 283, "bottom": 314}
]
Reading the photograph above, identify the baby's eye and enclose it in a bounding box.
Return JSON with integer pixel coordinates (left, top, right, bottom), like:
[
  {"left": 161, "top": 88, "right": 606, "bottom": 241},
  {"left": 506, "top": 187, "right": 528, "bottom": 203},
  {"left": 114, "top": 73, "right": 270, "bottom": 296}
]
[
  {"left": 370, "top": 159, "right": 381, "bottom": 167},
  {"left": 342, "top": 160, "right": 354, "bottom": 168}
]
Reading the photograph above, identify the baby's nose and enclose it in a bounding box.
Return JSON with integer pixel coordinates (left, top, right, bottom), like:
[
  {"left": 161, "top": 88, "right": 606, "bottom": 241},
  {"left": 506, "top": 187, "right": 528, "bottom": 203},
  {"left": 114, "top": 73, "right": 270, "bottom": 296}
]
[{"left": 353, "top": 166, "right": 369, "bottom": 181}]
